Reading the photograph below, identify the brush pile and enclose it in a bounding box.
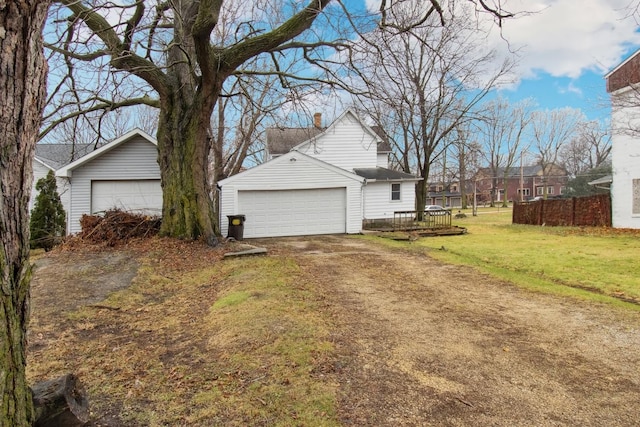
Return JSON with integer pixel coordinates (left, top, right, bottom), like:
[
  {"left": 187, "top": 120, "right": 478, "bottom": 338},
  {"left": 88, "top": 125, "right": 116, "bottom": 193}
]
[{"left": 78, "top": 209, "right": 161, "bottom": 246}]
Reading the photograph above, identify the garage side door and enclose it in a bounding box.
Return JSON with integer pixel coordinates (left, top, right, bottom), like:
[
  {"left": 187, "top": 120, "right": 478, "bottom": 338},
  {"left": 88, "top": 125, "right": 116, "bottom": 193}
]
[
  {"left": 237, "top": 188, "right": 346, "bottom": 238},
  {"left": 91, "top": 180, "right": 162, "bottom": 215}
]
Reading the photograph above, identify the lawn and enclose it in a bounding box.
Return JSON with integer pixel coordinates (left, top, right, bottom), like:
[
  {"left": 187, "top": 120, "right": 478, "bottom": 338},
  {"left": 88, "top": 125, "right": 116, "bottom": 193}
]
[
  {"left": 28, "top": 240, "right": 340, "bottom": 426},
  {"left": 384, "top": 206, "right": 640, "bottom": 308}
]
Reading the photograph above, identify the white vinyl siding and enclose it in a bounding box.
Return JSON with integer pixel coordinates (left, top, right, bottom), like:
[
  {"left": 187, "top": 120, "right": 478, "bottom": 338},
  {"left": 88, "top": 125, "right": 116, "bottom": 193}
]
[
  {"left": 65, "top": 137, "right": 160, "bottom": 234},
  {"left": 219, "top": 152, "right": 363, "bottom": 238},
  {"left": 377, "top": 153, "right": 389, "bottom": 168},
  {"left": 294, "top": 112, "right": 378, "bottom": 171},
  {"left": 611, "top": 87, "right": 640, "bottom": 228},
  {"left": 363, "top": 181, "right": 415, "bottom": 219},
  {"left": 30, "top": 161, "right": 53, "bottom": 213}
]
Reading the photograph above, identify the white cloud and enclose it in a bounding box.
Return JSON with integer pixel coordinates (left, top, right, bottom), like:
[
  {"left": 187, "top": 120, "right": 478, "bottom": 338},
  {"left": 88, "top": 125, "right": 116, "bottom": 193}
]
[
  {"left": 557, "top": 81, "right": 583, "bottom": 96},
  {"left": 494, "top": 0, "right": 640, "bottom": 80}
]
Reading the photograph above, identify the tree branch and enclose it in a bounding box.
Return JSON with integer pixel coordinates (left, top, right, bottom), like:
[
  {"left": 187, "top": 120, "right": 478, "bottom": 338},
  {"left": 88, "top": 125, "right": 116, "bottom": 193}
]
[
  {"left": 220, "top": 0, "right": 332, "bottom": 73},
  {"left": 59, "top": 0, "right": 170, "bottom": 97},
  {"left": 39, "top": 96, "right": 160, "bottom": 140}
]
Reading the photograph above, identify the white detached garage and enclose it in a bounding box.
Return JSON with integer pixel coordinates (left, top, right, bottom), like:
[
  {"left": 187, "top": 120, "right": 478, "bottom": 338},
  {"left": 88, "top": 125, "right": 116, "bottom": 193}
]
[
  {"left": 218, "top": 151, "right": 364, "bottom": 238},
  {"left": 56, "top": 129, "right": 162, "bottom": 234}
]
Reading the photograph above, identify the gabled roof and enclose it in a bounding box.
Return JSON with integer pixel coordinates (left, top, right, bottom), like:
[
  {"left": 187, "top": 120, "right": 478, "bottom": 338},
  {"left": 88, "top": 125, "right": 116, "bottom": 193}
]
[
  {"left": 266, "top": 127, "right": 324, "bottom": 155},
  {"left": 218, "top": 150, "right": 365, "bottom": 186},
  {"left": 354, "top": 167, "right": 419, "bottom": 181},
  {"left": 605, "top": 47, "right": 640, "bottom": 93},
  {"left": 56, "top": 128, "right": 156, "bottom": 178},
  {"left": 477, "top": 165, "right": 543, "bottom": 178},
  {"left": 267, "top": 109, "right": 391, "bottom": 156},
  {"left": 35, "top": 143, "right": 93, "bottom": 170}
]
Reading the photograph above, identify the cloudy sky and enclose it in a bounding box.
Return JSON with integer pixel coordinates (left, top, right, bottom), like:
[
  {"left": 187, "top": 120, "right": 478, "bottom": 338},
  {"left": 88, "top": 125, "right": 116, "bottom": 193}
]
[
  {"left": 487, "top": 0, "right": 640, "bottom": 120},
  {"left": 359, "top": 0, "right": 640, "bottom": 121}
]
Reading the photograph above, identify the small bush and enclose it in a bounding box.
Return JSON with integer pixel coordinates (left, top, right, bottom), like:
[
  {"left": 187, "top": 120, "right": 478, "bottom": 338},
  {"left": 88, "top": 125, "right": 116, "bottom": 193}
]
[{"left": 30, "top": 170, "right": 66, "bottom": 251}]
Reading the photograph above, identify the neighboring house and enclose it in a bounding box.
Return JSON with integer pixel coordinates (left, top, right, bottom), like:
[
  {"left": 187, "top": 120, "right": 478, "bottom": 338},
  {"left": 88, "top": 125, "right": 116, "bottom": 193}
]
[
  {"left": 218, "top": 110, "right": 420, "bottom": 238},
  {"left": 606, "top": 48, "right": 640, "bottom": 228},
  {"left": 474, "top": 164, "right": 568, "bottom": 204},
  {"left": 426, "top": 181, "right": 465, "bottom": 208},
  {"left": 31, "top": 129, "right": 162, "bottom": 234}
]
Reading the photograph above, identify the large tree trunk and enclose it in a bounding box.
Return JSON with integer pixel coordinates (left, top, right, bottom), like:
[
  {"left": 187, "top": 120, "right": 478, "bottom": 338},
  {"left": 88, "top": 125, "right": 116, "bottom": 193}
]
[
  {"left": 0, "top": 1, "right": 50, "bottom": 426},
  {"left": 157, "top": 91, "right": 220, "bottom": 245},
  {"left": 415, "top": 172, "right": 429, "bottom": 221}
]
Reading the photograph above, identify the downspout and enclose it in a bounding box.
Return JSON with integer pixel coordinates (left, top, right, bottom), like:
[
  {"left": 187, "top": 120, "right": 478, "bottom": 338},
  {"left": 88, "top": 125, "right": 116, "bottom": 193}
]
[{"left": 361, "top": 178, "right": 367, "bottom": 231}]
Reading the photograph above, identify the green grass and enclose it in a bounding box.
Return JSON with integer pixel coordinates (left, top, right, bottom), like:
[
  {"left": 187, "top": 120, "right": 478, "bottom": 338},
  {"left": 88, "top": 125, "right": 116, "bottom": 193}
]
[{"left": 374, "top": 206, "right": 640, "bottom": 309}]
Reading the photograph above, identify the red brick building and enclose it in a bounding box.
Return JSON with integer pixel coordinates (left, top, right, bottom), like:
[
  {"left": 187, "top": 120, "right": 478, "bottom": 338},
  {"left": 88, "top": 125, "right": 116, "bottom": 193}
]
[{"left": 474, "top": 164, "right": 568, "bottom": 204}]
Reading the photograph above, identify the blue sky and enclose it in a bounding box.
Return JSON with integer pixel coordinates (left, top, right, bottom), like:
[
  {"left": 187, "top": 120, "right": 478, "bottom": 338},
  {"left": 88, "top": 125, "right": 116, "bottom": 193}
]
[{"left": 484, "top": 0, "right": 640, "bottom": 122}]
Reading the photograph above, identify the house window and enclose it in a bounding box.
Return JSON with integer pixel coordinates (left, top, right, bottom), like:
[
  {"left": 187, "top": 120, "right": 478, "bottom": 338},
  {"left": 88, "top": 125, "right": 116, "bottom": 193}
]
[
  {"left": 547, "top": 186, "right": 554, "bottom": 195},
  {"left": 559, "top": 186, "right": 565, "bottom": 195},
  {"left": 633, "top": 179, "right": 640, "bottom": 214},
  {"left": 517, "top": 188, "right": 530, "bottom": 196},
  {"left": 391, "top": 183, "right": 401, "bottom": 201},
  {"left": 536, "top": 186, "right": 544, "bottom": 195},
  {"left": 451, "top": 184, "right": 458, "bottom": 192}
]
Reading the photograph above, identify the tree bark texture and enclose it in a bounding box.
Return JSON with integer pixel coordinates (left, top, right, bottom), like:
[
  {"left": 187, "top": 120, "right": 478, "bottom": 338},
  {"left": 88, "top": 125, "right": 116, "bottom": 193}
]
[
  {"left": 157, "top": 89, "right": 220, "bottom": 245},
  {"left": 0, "top": 1, "right": 50, "bottom": 426},
  {"left": 31, "top": 374, "right": 89, "bottom": 427}
]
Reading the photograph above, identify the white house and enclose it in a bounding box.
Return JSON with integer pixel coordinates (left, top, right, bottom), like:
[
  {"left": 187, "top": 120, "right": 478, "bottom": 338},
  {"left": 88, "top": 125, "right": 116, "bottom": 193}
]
[
  {"left": 31, "top": 129, "right": 163, "bottom": 235},
  {"left": 218, "top": 110, "right": 419, "bottom": 238},
  {"left": 605, "top": 49, "right": 640, "bottom": 229}
]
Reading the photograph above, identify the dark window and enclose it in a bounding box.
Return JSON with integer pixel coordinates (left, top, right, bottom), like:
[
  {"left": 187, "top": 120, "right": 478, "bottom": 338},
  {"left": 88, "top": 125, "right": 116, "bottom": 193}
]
[{"left": 391, "top": 183, "right": 401, "bottom": 201}]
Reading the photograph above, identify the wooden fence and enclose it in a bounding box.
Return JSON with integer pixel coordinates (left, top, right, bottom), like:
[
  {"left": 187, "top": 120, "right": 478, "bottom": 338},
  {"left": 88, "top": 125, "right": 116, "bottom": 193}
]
[{"left": 513, "top": 194, "right": 611, "bottom": 227}]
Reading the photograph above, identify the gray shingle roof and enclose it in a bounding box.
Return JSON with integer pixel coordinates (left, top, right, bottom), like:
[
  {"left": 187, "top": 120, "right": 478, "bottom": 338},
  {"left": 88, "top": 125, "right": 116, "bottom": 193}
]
[
  {"left": 266, "top": 127, "right": 324, "bottom": 155},
  {"left": 35, "top": 143, "right": 93, "bottom": 169},
  {"left": 354, "top": 167, "right": 418, "bottom": 181},
  {"left": 267, "top": 124, "right": 392, "bottom": 155}
]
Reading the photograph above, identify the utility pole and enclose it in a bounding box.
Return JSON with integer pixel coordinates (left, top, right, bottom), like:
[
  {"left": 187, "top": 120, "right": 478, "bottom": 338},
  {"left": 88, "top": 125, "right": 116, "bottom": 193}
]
[{"left": 520, "top": 151, "right": 524, "bottom": 202}]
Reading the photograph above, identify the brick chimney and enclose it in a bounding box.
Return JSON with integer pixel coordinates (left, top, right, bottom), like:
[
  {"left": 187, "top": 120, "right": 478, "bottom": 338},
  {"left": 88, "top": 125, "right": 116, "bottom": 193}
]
[{"left": 313, "top": 112, "right": 322, "bottom": 128}]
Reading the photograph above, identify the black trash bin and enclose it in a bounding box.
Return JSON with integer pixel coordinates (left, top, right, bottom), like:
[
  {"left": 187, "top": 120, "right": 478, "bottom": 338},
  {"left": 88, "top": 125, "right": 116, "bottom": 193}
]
[{"left": 227, "top": 215, "right": 246, "bottom": 241}]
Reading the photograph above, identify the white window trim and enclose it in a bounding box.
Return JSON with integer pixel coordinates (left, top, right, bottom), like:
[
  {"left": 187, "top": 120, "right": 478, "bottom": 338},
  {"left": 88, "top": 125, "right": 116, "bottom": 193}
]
[{"left": 391, "top": 183, "right": 401, "bottom": 201}]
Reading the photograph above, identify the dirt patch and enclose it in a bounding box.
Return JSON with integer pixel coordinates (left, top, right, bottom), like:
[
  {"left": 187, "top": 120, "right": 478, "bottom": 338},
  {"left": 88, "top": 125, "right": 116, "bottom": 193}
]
[
  {"left": 31, "top": 249, "right": 138, "bottom": 314},
  {"left": 28, "top": 235, "right": 640, "bottom": 426}
]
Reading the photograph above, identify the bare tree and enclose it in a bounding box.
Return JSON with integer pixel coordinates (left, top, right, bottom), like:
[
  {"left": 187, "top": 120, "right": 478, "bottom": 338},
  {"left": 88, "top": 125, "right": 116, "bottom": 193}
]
[
  {"left": 530, "top": 108, "right": 584, "bottom": 198},
  {"left": 449, "top": 123, "right": 481, "bottom": 209},
  {"left": 559, "top": 120, "right": 611, "bottom": 177},
  {"left": 45, "top": 0, "right": 347, "bottom": 244},
  {"left": 349, "top": 1, "right": 514, "bottom": 216},
  {"left": 1, "top": 2, "right": 50, "bottom": 425},
  {"left": 210, "top": 63, "right": 291, "bottom": 182},
  {"left": 43, "top": 0, "right": 516, "bottom": 243},
  {"left": 475, "top": 97, "right": 533, "bottom": 206}
]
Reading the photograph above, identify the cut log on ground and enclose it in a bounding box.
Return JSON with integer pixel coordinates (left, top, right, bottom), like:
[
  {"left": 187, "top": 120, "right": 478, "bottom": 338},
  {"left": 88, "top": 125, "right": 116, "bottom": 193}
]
[
  {"left": 223, "top": 247, "right": 268, "bottom": 258},
  {"left": 32, "top": 373, "right": 90, "bottom": 427}
]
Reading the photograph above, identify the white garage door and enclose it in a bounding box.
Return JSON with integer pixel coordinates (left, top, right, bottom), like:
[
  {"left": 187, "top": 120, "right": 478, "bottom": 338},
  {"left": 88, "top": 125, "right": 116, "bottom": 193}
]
[
  {"left": 237, "top": 188, "right": 346, "bottom": 238},
  {"left": 91, "top": 180, "right": 162, "bottom": 215}
]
